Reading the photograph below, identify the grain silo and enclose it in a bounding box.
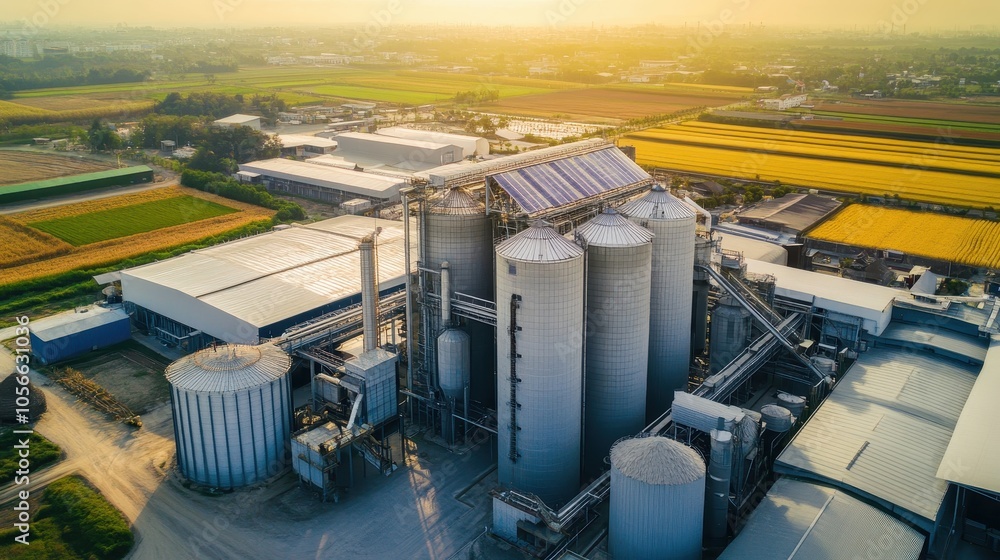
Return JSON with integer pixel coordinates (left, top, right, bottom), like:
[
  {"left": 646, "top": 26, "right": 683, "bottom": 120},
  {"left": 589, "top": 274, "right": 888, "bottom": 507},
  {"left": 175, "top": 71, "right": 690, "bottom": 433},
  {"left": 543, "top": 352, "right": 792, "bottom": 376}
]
[
  {"left": 167, "top": 343, "right": 291, "bottom": 488},
  {"left": 609, "top": 436, "right": 706, "bottom": 560},
  {"left": 575, "top": 209, "right": 653, "bottom": 476},
  {"left": 496, "top": 222, "right": 584, "bottom": 505},
  {"left": 423, "top": 187, "right": 494, "bottom": 403},
  {"left": 620, "top": 185, "right": 696, "bottom": 421},
  {"left": 710, "top": 294, "right": 752, "bottom": 374}
]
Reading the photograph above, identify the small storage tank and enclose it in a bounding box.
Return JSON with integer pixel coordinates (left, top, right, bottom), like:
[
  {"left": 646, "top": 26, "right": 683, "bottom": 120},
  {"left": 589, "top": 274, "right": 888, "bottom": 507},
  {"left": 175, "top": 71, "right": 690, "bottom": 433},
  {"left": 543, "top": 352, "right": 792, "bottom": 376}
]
[
  {"left": 710, "top": 294, "right": 752, "bottom": 374},
  {"left": 761, "top": 404, "right": 793, "bottom": 433},
  {"left": 777, "top": 393, "right": 806, "bottom": 417},
  {"left": 811, "top": 356, "right": 836, "bottom": 376},
  {"left": 575, "top": 209, "right": 653, "bottom": 475},
  {"left": 437, "top": 327, "right": 470, "bottom": 402},
  {"left": 620, "top": 185, "right": 696, "bottom": 421},
  {"left": 496, "top": 223, "right": 584, "bottom": 505},
  {"left": 610, "top": 436, "right": 706, "bottom": 560},
  {"left": 167, "top": 344, "right": 292, "bottom": 488}
]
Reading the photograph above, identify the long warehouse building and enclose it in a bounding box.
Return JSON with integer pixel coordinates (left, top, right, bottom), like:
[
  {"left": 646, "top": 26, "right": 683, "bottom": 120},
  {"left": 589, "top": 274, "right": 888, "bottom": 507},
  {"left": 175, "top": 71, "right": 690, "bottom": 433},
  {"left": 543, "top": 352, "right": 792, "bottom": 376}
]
[
  {"left": 238, "top": 158, "right": 408, "bottom": 203},
  {"left": 119, "top": 215, "right": 414, "bottom": 346}
]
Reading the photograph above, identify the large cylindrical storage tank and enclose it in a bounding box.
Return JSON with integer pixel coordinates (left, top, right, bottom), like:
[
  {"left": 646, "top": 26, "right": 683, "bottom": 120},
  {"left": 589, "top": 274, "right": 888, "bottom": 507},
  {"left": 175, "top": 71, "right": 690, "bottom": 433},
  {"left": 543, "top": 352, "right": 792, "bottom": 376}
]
[
  {"left": 423, "top": 187, "right": 495, "bottom": 403},
  {"left": 692, "top": 236, "right": 712, "bottom": 355},
  {"left": 167, "top": 344, "right": 292, "bottom": 489},
  {"left": 496, "top": 223, "right": 584, "bottom": 505},
  {"left": 710, "top": 294, "right": 752, "bottom": 374},
  {"left": 620, "top": 185, "right": 696, "bottom": 421},
  {"left": 576, "top": 209, "right": 653, "bottom": 476},
  {"left": 609, "top": 436, "right": 706, "bottom": 560},
  {"left": 437, "top": 327, "right": 470, "bottom": 402}
]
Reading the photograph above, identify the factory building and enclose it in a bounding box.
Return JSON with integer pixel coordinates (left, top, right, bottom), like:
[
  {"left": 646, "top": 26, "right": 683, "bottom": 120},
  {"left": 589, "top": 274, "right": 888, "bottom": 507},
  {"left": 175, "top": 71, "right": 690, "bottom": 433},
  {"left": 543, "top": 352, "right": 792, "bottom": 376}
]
[
  {"left": 375, "top": 127, "right": 488, "bottom": 158},
  {"left": 335, "top": 132, "right": 463, "bottom": 168},
  {"left": 119, "top": 216, "right": 413, "bottom": 347},
  {"left": 212, "top": 113, "right": 262, "bottom": 131},
  {"left": 276, "top": 134, "right": 338, "bottom": 158},
  {"left": 237, "top": 158, "right": 408, "bottom": 203}
]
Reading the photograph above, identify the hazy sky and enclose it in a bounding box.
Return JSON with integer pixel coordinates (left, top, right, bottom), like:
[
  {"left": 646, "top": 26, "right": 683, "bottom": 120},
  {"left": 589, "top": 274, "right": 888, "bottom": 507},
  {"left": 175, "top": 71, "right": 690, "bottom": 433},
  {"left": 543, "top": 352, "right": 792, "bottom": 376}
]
[{"left": 6, "top": 0, "right": 998, "bottom": 29}]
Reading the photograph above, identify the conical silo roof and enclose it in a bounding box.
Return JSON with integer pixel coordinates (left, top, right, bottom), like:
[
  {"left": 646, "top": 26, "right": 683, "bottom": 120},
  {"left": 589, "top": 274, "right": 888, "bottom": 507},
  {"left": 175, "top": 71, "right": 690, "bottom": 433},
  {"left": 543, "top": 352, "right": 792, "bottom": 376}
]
[
  {"left": 166, "top": 344, "right": 290, "bottom": 393},
  {"left": 429, "top": 187, "right": 484, "bottom": 215},
  {"left": 620, "top": 184, "right": 696, "bottom": 221},
  {"left": 576, "top": 208, "right": 654, "bottom": 248},
  {"left": 496, "top": 222, "right": 583, "bottom": 263},
  {"left": 611, "top": 436, "right": 705, "bottom": 485}
]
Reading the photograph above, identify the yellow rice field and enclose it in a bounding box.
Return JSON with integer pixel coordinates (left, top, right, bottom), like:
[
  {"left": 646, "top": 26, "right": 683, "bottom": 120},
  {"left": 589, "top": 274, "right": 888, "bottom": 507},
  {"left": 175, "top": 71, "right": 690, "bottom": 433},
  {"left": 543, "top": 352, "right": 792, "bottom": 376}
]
[
  {"left": 808, "top": 205, "right": 1000, "bottom": 269},
  {"left": 623, "top": 121, "right": 1000, "bottom": 209},
  {"left": 1, "top": 186, "right": 274, "bottom": 285}
]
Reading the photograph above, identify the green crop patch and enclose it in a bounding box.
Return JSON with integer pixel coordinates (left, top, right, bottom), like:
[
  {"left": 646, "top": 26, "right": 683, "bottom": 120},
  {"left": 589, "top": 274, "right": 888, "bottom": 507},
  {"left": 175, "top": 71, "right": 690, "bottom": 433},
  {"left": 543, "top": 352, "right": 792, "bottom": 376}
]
[{"left": 29, "top": 195, "right": 238, "bottom": 246}]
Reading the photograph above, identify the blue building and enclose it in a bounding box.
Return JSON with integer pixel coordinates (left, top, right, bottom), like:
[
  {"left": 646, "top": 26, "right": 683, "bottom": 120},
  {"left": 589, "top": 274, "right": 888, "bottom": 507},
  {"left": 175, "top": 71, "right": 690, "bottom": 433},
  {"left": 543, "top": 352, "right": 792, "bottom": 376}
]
[{"left": 30, "top": 306, "right": 131, "bottom": 365}]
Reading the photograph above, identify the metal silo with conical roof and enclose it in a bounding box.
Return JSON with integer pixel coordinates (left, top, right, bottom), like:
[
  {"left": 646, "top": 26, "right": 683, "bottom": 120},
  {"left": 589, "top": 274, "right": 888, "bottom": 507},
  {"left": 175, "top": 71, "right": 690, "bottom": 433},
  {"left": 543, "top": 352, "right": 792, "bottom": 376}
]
[
  {"left": 496, "top": 222, "right": 584, "bottom": 505},
  {"left": 609, "top": 436, "right": 706, "bottom": 560},
  {"left": 575, "top": 208, "right": 653, "bottom": 476},
  {"left": 423, "top": 187, "right": 495, "bottom": 404},
  {"left": 620, "top": 185, "right": 697, "bottom": 421},
  {"left": 167, "top": 343, "right": 292, "bottom": 489}
]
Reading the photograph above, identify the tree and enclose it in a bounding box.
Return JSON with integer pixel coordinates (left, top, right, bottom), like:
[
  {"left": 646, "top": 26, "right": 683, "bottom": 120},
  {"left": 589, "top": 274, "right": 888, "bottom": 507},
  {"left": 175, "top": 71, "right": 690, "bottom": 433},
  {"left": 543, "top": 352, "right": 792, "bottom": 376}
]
[
  {"left": 87, "top": 119, "right": 122, "bottom": 152},
  {"left": 743, "top": 185, "right": 764, "bottom": 204}
]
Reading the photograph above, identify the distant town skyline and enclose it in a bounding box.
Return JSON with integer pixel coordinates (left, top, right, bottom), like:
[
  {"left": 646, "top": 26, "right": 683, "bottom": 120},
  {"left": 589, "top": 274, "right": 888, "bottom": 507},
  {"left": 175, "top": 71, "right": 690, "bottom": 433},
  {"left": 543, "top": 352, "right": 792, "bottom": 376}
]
[{"left": 3, "top": 0, "right": 998, "bottom": 31}]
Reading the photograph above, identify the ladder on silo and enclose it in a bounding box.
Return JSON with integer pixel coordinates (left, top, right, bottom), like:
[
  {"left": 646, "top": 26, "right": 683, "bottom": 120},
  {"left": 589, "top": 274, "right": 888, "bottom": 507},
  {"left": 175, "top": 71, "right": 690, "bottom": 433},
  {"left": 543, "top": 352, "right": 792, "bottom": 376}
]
[{"left": 508, "top": 294, "right": 522, "bottom": 463}]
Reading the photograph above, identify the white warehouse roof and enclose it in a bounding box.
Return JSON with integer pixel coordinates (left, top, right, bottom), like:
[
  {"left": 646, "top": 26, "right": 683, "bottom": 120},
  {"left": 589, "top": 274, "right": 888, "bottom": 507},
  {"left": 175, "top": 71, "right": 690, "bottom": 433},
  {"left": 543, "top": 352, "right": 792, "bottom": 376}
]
[
  {"left": 938, "top": 340, "right": 1000, "bottom": 495},
  {"left": 238, "top": 158, "right": 406, "bottom": 201},
  {"left": 276, "top": 134, "right": 338, "bottom": 149},
  {"left": 214, "top": 113, "right": 261, "bottom": 125},
  {"left": 745, "top": 259, "right": 904, "bottom": 336},
  {"left": 719, "top": 478, "right": 924, "bottom": 560},
  {"left": 376, "top": 127, "right": 487, "bottom": 157},
  {"left": 337, "top": 131, "right": 452, "bottom": 152},
  {"left": 776, "top": 340, "right": 979, "bottom": 531},
  {"left": 121, "top": 216, "right": 416, "bottom": 344}
]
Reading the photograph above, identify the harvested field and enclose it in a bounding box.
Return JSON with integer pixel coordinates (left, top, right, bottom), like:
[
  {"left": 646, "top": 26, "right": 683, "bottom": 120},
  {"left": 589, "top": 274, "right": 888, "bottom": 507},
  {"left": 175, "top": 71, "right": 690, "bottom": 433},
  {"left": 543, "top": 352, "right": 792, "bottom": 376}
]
[
  {"left": 2, "top": 186, "right": 274, "bottom": 285},
  {"left": 0, "top": 216, "right": 73, "bottom": 268},
  {"left": 808, "top": 99, "right": 1000, "bottom": 126},
  {"left": 484, "top": 88, "right": 741, "bottom": 121},
  {"left": 808, "top": 205, "right": 1000, "bottom": 269},
  {"left": 0, "top": 151, "right": 113, "bottom": 186}
]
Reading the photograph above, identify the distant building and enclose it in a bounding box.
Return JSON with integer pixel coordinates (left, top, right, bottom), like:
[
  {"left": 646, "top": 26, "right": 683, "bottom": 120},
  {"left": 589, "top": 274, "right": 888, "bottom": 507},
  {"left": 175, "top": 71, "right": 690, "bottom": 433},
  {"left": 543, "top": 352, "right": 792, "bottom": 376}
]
[
  {"left": 213, "top": 114, "right": 262, "bottom": 131},
  {"left": 376, "top": 127, "right": 488, "bottom": 158},
  {"left": 276, "top": 134, "right": 338, "bottom": 158},
  {"left": 761, "top": 93, "right": 808, "bottom": 111},
  {"left": 736, "top": 193, "right": 842, "bottom": 235},
  {"left": 238, "top": 158, "right": 408, "bottom": 204}
]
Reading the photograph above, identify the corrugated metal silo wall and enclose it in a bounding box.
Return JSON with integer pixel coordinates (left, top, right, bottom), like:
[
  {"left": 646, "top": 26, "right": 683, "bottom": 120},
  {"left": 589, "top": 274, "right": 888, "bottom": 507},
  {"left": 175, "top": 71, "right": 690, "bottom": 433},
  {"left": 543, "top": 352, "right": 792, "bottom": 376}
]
[
  {"left": 609, "top": 463, "right": 705, "bottom": 560},
  {"left": 171, "top": 374, "right": 291, "bottom": 488},
  {"left": 709, "top": 300, "right": 752, "bottom": 374},
  {"left": 424, "top": 209, "right": 495, "bottom": 403},
  {"left": 642, "top": 217, "right": 696, "bottom": 421},
  {"left": 496, "top": 252, "right": 584, "bottom": 505},
  {"left": 583, "top": 243, "right": 652, "bottom": 476}
]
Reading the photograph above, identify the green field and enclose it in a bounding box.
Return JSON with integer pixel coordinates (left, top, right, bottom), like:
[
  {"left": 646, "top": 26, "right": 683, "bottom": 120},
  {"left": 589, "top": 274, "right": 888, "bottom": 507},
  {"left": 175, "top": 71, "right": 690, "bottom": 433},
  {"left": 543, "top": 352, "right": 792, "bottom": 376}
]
[
  {"left": 29, "top": 195, "right": 238, "bottom": 246},
  {"left": 0, "top": 475, "right": 133, "bottom": 560},
  {"left": 0, "top": 429, "right": 60, "bottom": 484}
]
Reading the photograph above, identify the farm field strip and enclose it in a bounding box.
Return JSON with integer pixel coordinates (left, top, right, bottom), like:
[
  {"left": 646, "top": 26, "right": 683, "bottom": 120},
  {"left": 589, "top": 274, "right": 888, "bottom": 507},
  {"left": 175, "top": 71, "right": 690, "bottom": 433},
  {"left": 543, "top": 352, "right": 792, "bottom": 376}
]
[
  {"left": 673, "top": 121, "right": 1000, "bottom": 158},
  {"left": 808, "top": 205, "right": 1000, "bottom": 268},
  {"left": 624, "top": 136, "right": 1000, "bottom": 208},
  {"left": 0, "top": 216, "right": 73, "bottom": 268},
  {"left": 1, "top": 186, "right": 274, "bottom": 285},
  {"left": 803, "top": 99, "right": 1000, "bottom": 126},
  {"left": 0, "top": 151, "right": 114, "bottom": 186},
  {"left": 487, "top": 87, "right": 744, "bottom": 121},
  {"left": 29, "top": 195, "right": 238, "bottom": 246},
  {"left": 629, "top": 129, "right": 1000, "bottom": 174},
  {"left": 791, "top": 120, "right": 1000, "bottom": 145},
  {"left": 804, "top": 110, "right": 1000, "bottom": 133}
]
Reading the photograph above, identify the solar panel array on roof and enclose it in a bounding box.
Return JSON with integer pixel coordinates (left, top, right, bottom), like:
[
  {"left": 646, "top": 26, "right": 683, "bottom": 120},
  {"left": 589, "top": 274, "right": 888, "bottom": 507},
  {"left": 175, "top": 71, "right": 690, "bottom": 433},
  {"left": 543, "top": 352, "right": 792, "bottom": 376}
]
[{"left": 488, "top": 147, "right": 650, "bottom": 215}]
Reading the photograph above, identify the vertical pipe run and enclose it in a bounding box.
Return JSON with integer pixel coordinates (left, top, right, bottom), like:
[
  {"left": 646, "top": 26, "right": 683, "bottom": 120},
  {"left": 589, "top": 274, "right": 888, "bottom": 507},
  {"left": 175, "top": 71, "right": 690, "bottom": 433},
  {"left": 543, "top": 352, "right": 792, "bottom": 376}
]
[
  {"left": 440, "top": 261, "right": 451, "bottom": 326},
  {"left": 402, "top": 190, "right": 413, "bottom": 395},
  {"left": 360, "top": 235, "right": 379, "bottom": 353},
  {"left": 706, "top": 426, "right": 733, "bottom": 547}
]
